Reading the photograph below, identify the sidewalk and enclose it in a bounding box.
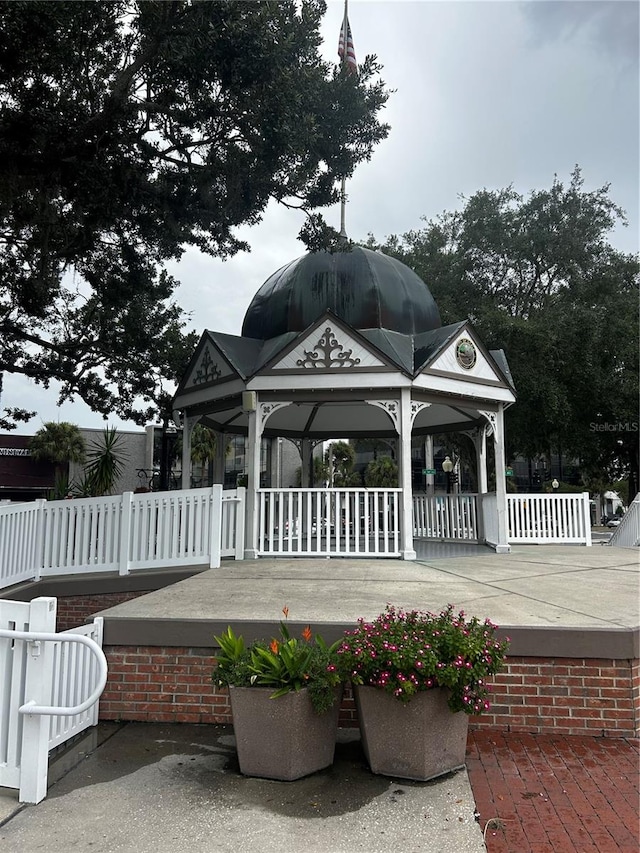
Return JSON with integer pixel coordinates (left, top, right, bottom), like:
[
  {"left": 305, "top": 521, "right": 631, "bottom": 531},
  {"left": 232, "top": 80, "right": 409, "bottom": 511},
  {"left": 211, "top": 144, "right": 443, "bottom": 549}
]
[
  {"left": 2, "top": 724, "right": 637, "bottom": 853},
  {"left": 0, "top": 722, "right": 486, "bottom": 853},
  {"left": 467, "top": 731, "right": 640, "bottom": 853}
]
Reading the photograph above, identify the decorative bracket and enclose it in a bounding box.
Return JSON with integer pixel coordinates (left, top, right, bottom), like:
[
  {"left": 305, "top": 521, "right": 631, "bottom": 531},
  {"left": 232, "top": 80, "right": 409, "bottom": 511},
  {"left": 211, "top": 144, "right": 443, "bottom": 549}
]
[
  {"left": 410, "top": 401, "right": 431, "bottom": 429},
  {"left": 183, "top": 414, "right": 200, "bottom": 442},
  {"left": 366, "top": 400, "right": 399, "bottom": 434},
  {"left": 288, "top": 437, "right": 324, "bottom": 457},
  {"left": 259, "top": 401, "right": 291, "bottom": 433},
  {"left": 478, "top": 410, "right": 499, "bottom": 441}
]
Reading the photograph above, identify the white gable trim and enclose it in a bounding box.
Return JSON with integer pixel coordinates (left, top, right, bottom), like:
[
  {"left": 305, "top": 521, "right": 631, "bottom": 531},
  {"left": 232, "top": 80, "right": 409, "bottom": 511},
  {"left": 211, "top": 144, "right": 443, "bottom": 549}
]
[
  {"left": 186, "top": 342, "right": 236, "bottom": 388},
  {"left": 426, "top": 331, "right": 504, "bottom": 384},
  {"left": 270, "top": 321, "right": 385, "bottom": 371}
]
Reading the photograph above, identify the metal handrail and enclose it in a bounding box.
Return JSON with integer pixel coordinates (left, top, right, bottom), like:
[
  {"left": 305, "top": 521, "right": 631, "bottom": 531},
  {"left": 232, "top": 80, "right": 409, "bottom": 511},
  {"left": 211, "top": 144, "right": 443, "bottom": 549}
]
[{"left": 0, "top": 628, "right": 108, "bottom": 716}]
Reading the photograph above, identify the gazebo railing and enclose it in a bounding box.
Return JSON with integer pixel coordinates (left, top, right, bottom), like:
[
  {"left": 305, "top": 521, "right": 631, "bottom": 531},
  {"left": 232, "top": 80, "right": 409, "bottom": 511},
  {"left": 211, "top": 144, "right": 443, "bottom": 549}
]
[
  {"left": 257, "top": 488, "right": 401, "bottom": 557},
  {"left": 413, "top": 493, "right": 480, "bottom": 541}
]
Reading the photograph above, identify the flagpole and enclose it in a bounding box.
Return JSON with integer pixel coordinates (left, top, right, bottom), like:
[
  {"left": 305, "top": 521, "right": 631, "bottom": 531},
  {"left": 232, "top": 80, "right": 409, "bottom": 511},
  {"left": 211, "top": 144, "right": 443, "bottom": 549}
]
[{"left": 339, "top": 0, "right": 349, "bottom": 240}]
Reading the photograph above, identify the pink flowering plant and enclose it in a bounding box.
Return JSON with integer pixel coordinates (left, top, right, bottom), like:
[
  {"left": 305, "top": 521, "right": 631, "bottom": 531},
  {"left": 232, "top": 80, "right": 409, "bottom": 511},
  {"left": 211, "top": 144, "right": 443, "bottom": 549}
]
[{"left": 337, "top": 604, "right": 509, "bottom": 714}]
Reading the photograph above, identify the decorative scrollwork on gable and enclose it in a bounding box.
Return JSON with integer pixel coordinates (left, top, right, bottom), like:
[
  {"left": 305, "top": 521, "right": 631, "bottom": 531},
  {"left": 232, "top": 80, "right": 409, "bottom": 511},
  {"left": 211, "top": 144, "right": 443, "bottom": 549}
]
[
  {"left": 296, "top": 326, "right": 361, "bottom": 369},
  {"left": 192, "top": 347, "right": 222, "bottom": 385}
]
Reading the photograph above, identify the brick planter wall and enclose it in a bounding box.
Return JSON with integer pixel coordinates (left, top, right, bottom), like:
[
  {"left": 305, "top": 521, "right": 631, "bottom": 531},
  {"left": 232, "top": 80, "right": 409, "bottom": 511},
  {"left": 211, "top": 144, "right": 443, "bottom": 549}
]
[
  {"left": 100, "top": 647, "right": 640, "bottom": 738},
  {"left": 468, "top": 656, "right": 638, "bottom": 737},
  {"left": 55, "top": 591, "right": 152, "bottom": 633}
]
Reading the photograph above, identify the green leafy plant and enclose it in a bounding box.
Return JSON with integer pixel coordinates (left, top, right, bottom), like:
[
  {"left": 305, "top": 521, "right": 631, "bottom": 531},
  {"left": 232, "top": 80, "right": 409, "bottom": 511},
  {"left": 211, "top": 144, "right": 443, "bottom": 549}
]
[
  {"left": 83, "top": 427, "right": 128, "bottom": 496},
  {"left": 364, "top": 455, "right": 398, "bottom": 487},
  {"left": 214, "top": 608, "right": 341, "bottom": 714},
  {"left": 337, "top": 604, "right": 509, "bottom": 714}
]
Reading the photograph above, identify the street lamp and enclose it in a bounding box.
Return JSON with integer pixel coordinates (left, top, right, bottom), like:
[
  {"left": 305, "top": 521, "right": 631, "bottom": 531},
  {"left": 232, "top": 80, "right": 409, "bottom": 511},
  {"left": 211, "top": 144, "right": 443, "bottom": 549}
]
[
  {"left": 551, "top": 478, "right": 559, "bottom": 493},
  {"left": 442, "top": 455, "right": 454, "bottom": 494}
]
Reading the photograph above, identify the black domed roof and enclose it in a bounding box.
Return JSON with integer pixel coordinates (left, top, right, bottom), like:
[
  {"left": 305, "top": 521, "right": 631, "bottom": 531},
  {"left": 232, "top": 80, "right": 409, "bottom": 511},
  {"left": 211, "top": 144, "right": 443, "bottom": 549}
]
[{"left": 241, "top": 246, "right": 442, "bottom": 340}]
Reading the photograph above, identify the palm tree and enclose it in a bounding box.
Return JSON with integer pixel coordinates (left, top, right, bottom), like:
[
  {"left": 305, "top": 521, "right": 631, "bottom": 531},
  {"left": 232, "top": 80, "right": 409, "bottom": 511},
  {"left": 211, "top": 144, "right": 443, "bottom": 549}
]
[
  {"left": 29, "top": 422, "right": 86, "bottom": 496},
  {"left": 190, "top": 424, "right": 218, "bottom": 467},
  {"left": 174, "top": 423, "right": 222, "bottom": 487}
]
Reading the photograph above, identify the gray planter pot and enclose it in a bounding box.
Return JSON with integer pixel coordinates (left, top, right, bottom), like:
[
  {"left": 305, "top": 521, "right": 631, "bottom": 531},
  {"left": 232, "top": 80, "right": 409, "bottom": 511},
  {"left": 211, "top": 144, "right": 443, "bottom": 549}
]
[
  {"left": 354, "top": 685, "right": 469, "bottom": 781},
  {"left": 229, "top": 686, "right": 340, "bottom": 781}
]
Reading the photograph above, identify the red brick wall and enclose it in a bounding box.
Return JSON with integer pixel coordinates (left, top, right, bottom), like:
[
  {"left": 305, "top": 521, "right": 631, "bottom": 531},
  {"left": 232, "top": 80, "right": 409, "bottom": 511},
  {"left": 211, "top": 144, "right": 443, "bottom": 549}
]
[
  {"left": 469, "top": 656, "right": 638, "bottom": 738},
  {"left": 55, "top": 591, "right": 153, "bottom": 632},
  {"left": 101, "top": 646, "right": 639, "bottom": 738}
]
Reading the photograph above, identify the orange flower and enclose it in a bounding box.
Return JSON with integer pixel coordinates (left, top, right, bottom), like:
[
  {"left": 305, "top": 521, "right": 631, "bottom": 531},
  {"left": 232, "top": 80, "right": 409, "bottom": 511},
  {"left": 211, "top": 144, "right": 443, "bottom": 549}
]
[
  {"left": 282, "top": 605, "right": 289, "bottom": 619},
  {"left": 301, "top": 625, "right": 313, "bottom": 642},
  {"left": 269, "top": 638, "right": 280, "bottom": 655}
]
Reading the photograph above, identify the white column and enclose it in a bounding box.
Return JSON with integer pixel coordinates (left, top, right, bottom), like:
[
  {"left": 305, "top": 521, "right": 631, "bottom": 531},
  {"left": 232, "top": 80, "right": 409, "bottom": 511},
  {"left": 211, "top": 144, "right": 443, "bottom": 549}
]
[
  {"left": 424, "top": 435, "right": 434, "bottom": 495},
  {"left": 474, "top": 426, "right": 488, "bottom": 494},
  {"left": 493, "top": 405, "right": 510, "bottom": 553},
  {"left": 180, "top": 415, "right": 199, "bottom": 489},
  {"left": 244, "top": 403, "right": 261, "bottom": 560},
  {"left": 399, "top": 388, "right": 416, "bottom": 560}
]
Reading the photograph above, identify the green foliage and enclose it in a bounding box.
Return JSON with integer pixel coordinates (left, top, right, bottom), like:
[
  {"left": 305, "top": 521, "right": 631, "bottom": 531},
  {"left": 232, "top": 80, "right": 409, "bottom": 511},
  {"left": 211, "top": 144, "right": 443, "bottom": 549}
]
[
  {"left": 368, "top": 168, "right": 640, "bottom": 496},
  {"left": 29, "top": 422, "right": 86, "bottom": 484},
  {"left": 48, "top": 472, "right": 72, "bottom": 501},
  {"left": 364, "top": 455, "right": 398, "bottom": 487},
  {"left": 0, "top": 0, "right": 390, "bottom": 428},
  {"left": 82, "top": 426, "right": 127, "bottom": 495},
  {"left": 326, "top": 440, "right": 360, "bottom": 486},
  {"left": 213, "top": 616, "right": 341, "bottom": 714},
  {"left": 337, "top": 604, "right": 509, "bottom": 715}
]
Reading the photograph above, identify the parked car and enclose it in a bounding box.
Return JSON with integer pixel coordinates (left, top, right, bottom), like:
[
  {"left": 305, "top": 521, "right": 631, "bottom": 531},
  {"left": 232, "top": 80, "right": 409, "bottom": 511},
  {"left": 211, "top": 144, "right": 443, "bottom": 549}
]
[{"left": 606, "top": 517, "right": 621, "bottom": 528}]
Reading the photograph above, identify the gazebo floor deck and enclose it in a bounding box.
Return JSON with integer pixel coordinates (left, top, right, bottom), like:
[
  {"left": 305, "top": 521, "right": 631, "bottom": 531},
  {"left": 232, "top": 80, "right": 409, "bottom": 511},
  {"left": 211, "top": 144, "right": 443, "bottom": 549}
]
[{"left": 96, "top": 543, "right": 638, "bottom": 643}]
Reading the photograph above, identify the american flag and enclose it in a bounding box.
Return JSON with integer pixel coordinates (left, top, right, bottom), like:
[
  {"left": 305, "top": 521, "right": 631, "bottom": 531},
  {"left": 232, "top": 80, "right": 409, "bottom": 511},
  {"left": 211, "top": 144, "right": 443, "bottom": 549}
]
[{"left": 338, "top": 17, "right": 357, "bottom": 76}]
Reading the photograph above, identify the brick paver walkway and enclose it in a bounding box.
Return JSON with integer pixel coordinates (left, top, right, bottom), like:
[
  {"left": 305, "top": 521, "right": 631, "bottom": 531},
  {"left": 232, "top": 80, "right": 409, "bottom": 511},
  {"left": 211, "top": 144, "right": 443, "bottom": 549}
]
[{"left": 466, "top": 731, "right": 639, "bottom": 853}]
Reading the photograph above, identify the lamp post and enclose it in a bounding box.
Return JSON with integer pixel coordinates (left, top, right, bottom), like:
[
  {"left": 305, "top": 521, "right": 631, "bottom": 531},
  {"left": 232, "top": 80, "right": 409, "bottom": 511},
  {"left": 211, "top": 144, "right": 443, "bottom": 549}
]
[
  {"left": 551, "top": 478, "right": 559, "bottom": 494},
  {"left": 442, "top": 455, "right": 453, "bottom": 494}
]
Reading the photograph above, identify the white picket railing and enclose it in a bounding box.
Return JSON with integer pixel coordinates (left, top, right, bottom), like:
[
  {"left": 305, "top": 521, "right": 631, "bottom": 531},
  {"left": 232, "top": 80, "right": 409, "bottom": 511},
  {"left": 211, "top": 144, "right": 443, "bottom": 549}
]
[
  {"left": 0, "top": 500, "right": 44, "bottom": 588},
  {"left": 48, "top": 618, "right": 106, "bottom": 750},
  {"left": 221, "top": 487, "right": 246, "bottom": 559},
  {"left": 608, "top": 492, "right": 640, "bottom": 549},
  {"left": 413, "top": 494, "right": 479, "bottom": 541},
  {"left": 0, "top": 597, "right": 107, "bottom": 803},
  {"left": 506, "top": 492, "right": 592, "bottom": 545},
  {"left": 258, "top": 488, "right": 401, "bottom": 557},
  {"left": 0, "top": 486, "right": 246, "bottom": 592}
]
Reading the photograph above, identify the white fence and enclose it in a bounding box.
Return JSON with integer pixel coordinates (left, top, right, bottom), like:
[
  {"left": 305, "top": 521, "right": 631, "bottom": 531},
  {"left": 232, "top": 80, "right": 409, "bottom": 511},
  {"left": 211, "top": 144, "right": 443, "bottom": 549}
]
[
  {"left": 0, "top": 597, "right": 107, "bottom": 803},
  {"left": 506, "top": 492, "right": 592, "bottom": 545},
  {"left": 413, "top": 494, "right": 479, "bottom": 541},
  {"left": 608, "top": 493, "right": 640, "bottom": 549},
  {"left": 258, "top": 488, "right": 401, "bottom": 557},
  {"left": 0, "top": 486, "right": 246, "bottom": 592},
  {"left": 0, "top": 500, "right": 44, "bottom": 588},
  {"left": 413, "top": 492, "right": 592, "bottom": 547},
  {"left": 221, "top": 487, "right": 246, "bottom": 559}
]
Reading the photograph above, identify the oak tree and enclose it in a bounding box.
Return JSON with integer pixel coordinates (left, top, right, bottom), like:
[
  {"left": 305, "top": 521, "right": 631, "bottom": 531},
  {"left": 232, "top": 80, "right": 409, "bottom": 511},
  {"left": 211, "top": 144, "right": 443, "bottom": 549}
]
[{"left": 0, "top": 0, "right": 389, "bottom": 427}]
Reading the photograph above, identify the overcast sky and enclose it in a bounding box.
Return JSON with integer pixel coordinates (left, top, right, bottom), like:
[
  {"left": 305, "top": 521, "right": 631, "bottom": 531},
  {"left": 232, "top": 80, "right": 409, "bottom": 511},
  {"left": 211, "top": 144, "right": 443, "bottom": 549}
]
[{"left": 6, "top": 0, "right": 639, "bottom": 435}]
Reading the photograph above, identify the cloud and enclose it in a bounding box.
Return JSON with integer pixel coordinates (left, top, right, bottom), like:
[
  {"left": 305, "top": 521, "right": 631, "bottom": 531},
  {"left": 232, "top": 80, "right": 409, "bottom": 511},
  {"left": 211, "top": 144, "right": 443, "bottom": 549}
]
[{"left": 522, "top": 0, "right": 639, "bottom": 66}]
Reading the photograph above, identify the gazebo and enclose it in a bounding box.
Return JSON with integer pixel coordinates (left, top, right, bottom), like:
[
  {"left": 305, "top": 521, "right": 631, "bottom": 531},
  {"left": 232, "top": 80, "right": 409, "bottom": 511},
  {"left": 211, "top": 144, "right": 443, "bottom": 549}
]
[{"left": 172, "top": 246, "right": 516, "bottom": 559}]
